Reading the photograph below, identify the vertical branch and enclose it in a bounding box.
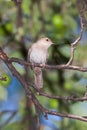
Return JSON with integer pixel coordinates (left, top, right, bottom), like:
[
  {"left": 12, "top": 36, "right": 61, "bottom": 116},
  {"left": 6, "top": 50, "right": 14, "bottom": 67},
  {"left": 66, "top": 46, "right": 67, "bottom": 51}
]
[
  {"left": 66, "top": 0, "right": 87, "bottom": 66},
  {"left": 15, "top": 0, "right": 30, "bottom": 84},
  {"left": 25, "top": 97, "right": 35, "bottom": 130},
  {"left": 15, "top": 0, "right": 31, "bottom": 88},
  {"left": 66, "top": 4, "right": 84, "bottom": 66},
  {"left": 11, "top": 2, "right": 38, "bottom": 128},
  {"left": 66, "top": 29, "right": 83, "bottom": 65},
  {"left": 16, "top": 1, "right": 23, "bottom": 28},
  {"left": 76, "top": 0, "right": 87, "bottom": 29},
  {"left": 15, "top": 0, "right": 27, "bottom": 58},
  {"left": 35, "top": 106, "right": 40, "bottom": 130}
]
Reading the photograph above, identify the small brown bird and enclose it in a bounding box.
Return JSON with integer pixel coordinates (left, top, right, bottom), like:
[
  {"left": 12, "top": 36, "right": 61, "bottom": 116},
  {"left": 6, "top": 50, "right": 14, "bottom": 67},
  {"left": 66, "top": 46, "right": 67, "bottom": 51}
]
[{"left": 28, "top": 37, "right": 54, "bottom": 89}]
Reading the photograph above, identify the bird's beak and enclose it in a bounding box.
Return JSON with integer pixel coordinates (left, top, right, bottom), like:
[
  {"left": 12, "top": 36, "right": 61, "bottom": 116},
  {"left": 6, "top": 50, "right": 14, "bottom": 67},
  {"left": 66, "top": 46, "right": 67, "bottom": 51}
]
[{"left": 51, "top": 42, "right": 54, "bottom": 45}]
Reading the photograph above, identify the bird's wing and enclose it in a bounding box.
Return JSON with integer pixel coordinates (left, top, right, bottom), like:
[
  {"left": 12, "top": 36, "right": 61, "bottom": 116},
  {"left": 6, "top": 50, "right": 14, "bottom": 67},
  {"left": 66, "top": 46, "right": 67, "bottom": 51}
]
[
  {"left": 27, "top": 46, "right": 32, "bottom": 62},
  {"left": 27, "top": 43, "right": 36, "bottom": 61}
]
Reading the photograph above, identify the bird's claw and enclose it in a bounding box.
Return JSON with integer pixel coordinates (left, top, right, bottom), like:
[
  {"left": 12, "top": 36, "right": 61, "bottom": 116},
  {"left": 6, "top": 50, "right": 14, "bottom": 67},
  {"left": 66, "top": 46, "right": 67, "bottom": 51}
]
[{"left": 40, "top": 63, "right": 45, "bottom": 69}]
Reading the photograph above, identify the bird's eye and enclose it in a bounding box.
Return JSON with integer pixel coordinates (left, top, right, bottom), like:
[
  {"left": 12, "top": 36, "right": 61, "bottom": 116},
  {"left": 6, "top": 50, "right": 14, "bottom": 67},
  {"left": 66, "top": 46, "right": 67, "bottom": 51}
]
[{"left": 46, "top": 38, "right": 49, "bottom": 41}]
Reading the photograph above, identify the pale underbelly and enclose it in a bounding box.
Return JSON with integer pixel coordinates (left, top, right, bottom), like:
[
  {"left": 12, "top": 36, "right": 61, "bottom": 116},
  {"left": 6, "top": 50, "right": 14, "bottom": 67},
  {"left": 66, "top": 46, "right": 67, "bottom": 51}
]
[{"left": 30, "top": 50, "right": 46, "bottom": 64}]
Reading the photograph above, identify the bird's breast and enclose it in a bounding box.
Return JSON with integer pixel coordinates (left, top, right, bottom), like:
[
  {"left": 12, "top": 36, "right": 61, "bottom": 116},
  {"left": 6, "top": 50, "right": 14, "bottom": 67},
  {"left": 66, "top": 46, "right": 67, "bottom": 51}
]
[{"left": 30, "top": 49, "right": 47, "bottom": 64}]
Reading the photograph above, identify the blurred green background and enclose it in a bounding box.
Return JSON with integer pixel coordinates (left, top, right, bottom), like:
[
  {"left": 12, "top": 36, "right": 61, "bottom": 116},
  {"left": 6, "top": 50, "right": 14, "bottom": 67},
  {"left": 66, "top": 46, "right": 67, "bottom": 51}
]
[{"left": 0, "top": 0, "right": 87, "bottom": 130}]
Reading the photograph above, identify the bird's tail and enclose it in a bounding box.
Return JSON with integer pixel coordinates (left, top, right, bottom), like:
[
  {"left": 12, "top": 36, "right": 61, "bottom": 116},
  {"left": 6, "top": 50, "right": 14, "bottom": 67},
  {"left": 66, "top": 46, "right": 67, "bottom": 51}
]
[{"left": 33, "top": 67, "right": 43, "bottom": 89}]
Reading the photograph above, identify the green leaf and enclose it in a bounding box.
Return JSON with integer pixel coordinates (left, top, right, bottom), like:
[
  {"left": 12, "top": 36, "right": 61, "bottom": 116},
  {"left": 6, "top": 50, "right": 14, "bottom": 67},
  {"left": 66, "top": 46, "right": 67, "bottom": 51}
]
[
  {"left": 49, "top": 99, "right": 58, "bottom": 109},
  {"left": 0, "top": 73, "right": 11, "bottom": 87},
  {"left": 6, "top": 22, "right": 12, "bottom": 32},
  {"left": 52, "top": 15, "right": 64, "bottom": 29}
]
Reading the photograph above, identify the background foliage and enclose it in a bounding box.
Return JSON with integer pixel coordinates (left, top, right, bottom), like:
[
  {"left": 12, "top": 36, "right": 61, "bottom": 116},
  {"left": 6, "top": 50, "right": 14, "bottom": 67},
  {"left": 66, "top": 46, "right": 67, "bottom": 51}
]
[{"left": 0, "top": 0, "right": 87, "bottom": 130}]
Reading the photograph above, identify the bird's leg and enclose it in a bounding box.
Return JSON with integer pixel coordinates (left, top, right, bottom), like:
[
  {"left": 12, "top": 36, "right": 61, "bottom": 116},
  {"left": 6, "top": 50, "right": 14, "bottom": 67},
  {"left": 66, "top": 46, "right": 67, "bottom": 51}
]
[
  {"left": 31, "top": 62, "right": 35, "bottom": 69},
  {"left": 40, "top": 63, "right": 45, "bottom": 69}
]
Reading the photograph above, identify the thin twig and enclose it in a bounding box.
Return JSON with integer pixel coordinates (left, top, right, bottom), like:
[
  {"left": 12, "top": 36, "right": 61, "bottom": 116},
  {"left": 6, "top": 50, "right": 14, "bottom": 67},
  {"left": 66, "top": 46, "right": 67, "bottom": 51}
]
[
  {"left": 0, "top": 110, "right": 17, "bottom": 116},
  {"left": 66, "top": 28, "right": 83, "bottom": 65},
  {"left": 38, "top": 91, "right": 87, "bottom": 102},
  {"left": 44, "top": 109, "right": 87, "bottom": 122},
  {"left": 27, "top": 82, "right": 87, "bottom": 102},
  {"left": 0, "top": 111, "right": 17, "bottom": 129}
]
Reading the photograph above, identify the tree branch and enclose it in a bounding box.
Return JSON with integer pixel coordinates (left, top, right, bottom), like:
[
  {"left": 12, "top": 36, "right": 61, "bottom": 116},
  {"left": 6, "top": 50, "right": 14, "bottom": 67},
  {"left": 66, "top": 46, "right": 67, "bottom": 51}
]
[
  {"left": 0, "top": 48, "right": 87, "bottom": 122},
  {"left": 66, "top": 26, "right": 83, "bottom": 65},
  {"left": 9, "top": 57, "right": 87, "bottom": 72},
  {"left": 0, "top": 111, "right": 17, "bottom": 129}
]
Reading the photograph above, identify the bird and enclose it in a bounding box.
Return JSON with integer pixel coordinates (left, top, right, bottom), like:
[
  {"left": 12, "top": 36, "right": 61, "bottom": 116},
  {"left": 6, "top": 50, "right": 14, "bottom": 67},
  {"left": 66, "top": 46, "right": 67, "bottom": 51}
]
[{"left": 28, "top": 37, "right": 54, "bottom": 89}]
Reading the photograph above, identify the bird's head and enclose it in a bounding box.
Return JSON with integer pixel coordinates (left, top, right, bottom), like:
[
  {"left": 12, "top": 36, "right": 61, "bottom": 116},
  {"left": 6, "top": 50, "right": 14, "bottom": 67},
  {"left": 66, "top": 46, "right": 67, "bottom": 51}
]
[{"left": 37, "top": 37, "right": 54, "bottom": 49}]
